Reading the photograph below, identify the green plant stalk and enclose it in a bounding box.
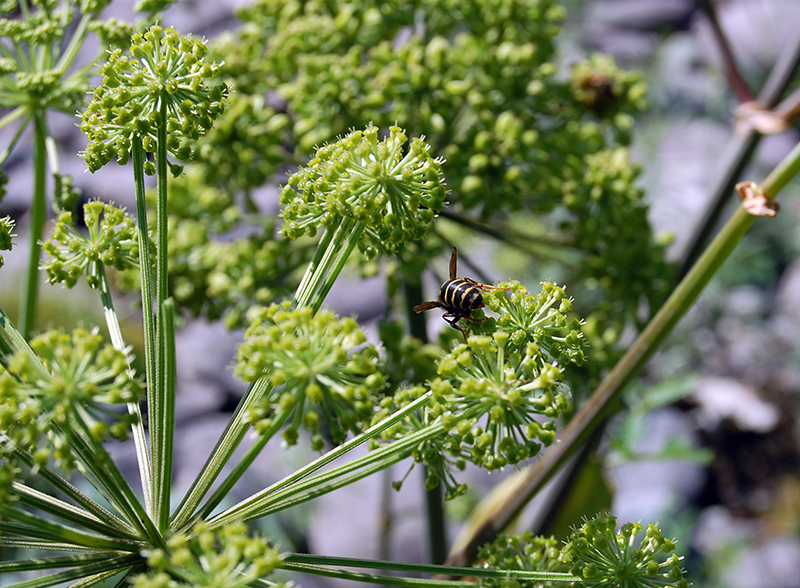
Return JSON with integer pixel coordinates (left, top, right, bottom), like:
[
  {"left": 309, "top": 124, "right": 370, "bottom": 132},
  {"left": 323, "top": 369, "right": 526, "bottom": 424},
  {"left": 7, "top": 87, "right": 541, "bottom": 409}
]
[
  {"left": 170, "top": 377, "right": 272, "bottom": 529},
  {"left": 205, "top": 391, "right": 433, "bottom": 530},
  {"left": 150, "top": 100, "right": 171, "bottom": 533},
  {"left": 0, "top": 506, "right": 138, "bottom": 552},
  {"left": 64, "top": 415, "right": 161, "bottom": 546},
  {"left": 0, "top": 554, "right": 140, "bottom": 588},
  {"left": 231, "top": 425, "right": 436, "bottom": 520},
  {"left": 96, "top": 265, "right": 152, "bottom": 515},
  {"left": 174, "top": 216, "right": 367, "bottom": 528},
  {"left": 19, "top": 112, "right": 47, "bottom": 337},
  {"left": 191, "top": 408, "right": 292, "bottom": 523},
  {"left": 0, "top": 306, "right": 48, "bottom": 377},
  {"left": 292, "top": 217, "right": 366, "bottom": 311},
  {"left": 0, "top": 552, "right": 125, "bottom": 574},
  {"left": 446, "top": 139, "right": 800, "bottom": 567},
  {"left": 8, "top": 445, "right": 134, "bottom": 535},
  {"left": 283, "top": 553, "right": 575, "bottom": 584},
  {"left": 131, "top": 138, "right": 157, "bottom": 513},
  {"left": 159, "top": 297, "right": 176, "bottom": 533},
  {"left": 13, "top": 482, "right": 136, "bottom": 540}
]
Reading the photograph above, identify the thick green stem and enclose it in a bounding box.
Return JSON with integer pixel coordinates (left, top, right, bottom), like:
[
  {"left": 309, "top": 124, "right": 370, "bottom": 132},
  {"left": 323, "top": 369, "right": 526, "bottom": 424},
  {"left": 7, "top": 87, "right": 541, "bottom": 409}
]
[
  {"left": 19, "top": 112, "right": 47, "bottom": 337},
  {"left": 132, "top": 137, "right": 157, "bottom": 518},
  {"left": 149, "top": 101, "right": 171, "bottom": 532}
]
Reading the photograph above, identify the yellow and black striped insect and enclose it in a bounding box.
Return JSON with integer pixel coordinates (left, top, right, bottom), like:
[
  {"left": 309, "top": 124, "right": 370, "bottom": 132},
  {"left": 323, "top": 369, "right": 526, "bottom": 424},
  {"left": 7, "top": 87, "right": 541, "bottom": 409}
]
[{"left": 413, "top": 247, "right": 507, "bottom": 340}]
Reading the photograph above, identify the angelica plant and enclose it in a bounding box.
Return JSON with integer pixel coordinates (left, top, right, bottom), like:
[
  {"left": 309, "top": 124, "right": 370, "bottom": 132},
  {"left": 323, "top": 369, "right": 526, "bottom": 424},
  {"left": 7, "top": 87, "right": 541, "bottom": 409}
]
[{"left": 12, "top": 0, "right": 800, "bottom": 586}]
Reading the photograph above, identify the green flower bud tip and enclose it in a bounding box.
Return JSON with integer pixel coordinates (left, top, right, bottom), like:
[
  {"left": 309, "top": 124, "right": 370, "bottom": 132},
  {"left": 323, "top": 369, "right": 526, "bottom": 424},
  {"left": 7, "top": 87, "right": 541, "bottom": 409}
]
[
  {"left": 279, "top": 124, "right": 447, "bottom": 254},
  {"left": 561, "top": 515, "right": 688, "bottom": 588},
  {"left": 0, "top": 216, "right": 14, "bottom": 268}
]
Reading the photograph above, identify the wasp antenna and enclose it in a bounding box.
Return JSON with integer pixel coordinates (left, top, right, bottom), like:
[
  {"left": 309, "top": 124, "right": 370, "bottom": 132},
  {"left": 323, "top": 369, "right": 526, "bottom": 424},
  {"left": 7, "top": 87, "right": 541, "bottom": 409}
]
[{"left": 449, "top": 247, "right": 458, "bottom": 280}]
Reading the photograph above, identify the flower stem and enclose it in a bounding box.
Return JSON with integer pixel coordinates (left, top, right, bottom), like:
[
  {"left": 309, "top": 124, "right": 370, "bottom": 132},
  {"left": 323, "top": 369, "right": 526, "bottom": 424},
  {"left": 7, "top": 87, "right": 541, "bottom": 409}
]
[
  {"left": 19, "top": 112, "right": 48, "bottom": 337},
  {"left": 96, "top": 265, "right": 152, "bottom": 515},
  {"left": 132, "top": 136, "right": 157, "bottom": 518}
]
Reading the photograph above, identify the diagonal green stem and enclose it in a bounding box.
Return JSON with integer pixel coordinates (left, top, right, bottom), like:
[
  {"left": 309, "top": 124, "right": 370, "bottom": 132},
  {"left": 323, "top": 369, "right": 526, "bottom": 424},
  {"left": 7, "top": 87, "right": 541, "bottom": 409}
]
[
  {"left": 174, "top": 216, "right": 368, "bottom": 527},
  {"left": 150, "top": 100, "right": 171, "bottom": 533},
  {"left": 205, "top": 391, "right": 432, "bottom": 530}
]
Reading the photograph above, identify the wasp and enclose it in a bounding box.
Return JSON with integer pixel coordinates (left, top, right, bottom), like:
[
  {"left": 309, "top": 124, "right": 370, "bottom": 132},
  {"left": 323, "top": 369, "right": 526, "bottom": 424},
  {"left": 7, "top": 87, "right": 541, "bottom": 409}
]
[{"left": 413, "top": 247, "right": 507, "bottom": 340}]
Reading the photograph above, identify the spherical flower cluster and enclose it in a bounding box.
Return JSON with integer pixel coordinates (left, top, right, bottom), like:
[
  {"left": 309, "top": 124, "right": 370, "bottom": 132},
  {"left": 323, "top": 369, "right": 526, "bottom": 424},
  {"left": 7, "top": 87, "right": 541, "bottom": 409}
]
[
  {"left": 483, "top": 280, "right": 587, "bottom": 365},
  {"left": 561, "top": 516, "right": 688, "bottom": 588},
  {"left": 134, "top": 521, "right": 284, "bottom": 588},
  {"left": 42, "top": 200, "right": 139, "bottom": 288},
  {"left": 279, "top": 125, "right": 446, "bottom": 255},
  {"left": 0, "top": 328, "right": 142, "bottom": 474},
  {"left": 235, "top": 302, "right": 385, "bottom": 449},
  {"left": 435, "top": 332, "right": 570, "bottom": 469},
  {"left": 476, "top": 532, "right": 566, "bottom": 585},
  {"left": 80, "top": 25, "right": 227, "bottom": 173}
]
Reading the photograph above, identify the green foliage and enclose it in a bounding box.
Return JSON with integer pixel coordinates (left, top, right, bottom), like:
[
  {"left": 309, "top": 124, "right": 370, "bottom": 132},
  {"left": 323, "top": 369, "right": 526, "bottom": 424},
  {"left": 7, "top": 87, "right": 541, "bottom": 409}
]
[
  {"left": 0, "top": 215, "right": 14, "bottom": 268},
  {"left": 81, "top": 25, "right": 228, "bottom": 173},
  {"left": 0, "top": 1, "right": 704, "bottom": 586},
  {"left": 42, "top": 200, "right": 139, "bottom": 288}
]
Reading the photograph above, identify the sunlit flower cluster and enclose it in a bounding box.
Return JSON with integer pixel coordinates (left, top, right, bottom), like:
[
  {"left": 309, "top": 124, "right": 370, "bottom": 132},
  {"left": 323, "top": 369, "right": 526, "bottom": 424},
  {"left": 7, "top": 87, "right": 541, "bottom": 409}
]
[
  {"left": 81, "top": 25, "right": 227, "bottom": 173},
  {"left": 279, "top": 125, "right": 446, "bottom": 255},
  {"left": 235, "top": 302, "right": 385, "bottom": 449},
  {"left": 42, "top": 200, "right": 139, "bottom": 288}
]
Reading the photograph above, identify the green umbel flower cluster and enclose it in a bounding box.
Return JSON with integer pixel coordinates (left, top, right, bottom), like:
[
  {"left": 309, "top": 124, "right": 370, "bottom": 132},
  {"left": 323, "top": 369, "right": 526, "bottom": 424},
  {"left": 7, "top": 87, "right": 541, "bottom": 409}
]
[
  {"left": 378, "top": 281, "right": 584, "bottom": 499},
  {"left": 561, "top": 516, "right": 688, "bottom": 588},
  {"left": 42, "top": 200, "right": 138, "bottom": 288},
  {"left": 0, "top": 0, "right": 94, "bottom": 115},
  {"left": 0, "top": 328, "right": 142, "bottom": 476},
  {"left": 235, "top": 302, "right": 385, "bottom": 449},
  {"left": 279, "top": 125, "right": 446, "bottom": 255},
  {"left": 133, "top": 521, "right": 284, "bottom": 588},
  {"left": 0, "top": 215, "right": 14, "bottom": 269},
  {"left": 482, "top": 281, "right": 586, "bottom": 364},
  {"left": 476, "top": 532, "right": 565, "bottom": 586},
  {"left": 81, "top": 25, "right": 227, "bottom": 173},
  {"left": 143, "top": 168, "right": 303, "bottom": 326}
]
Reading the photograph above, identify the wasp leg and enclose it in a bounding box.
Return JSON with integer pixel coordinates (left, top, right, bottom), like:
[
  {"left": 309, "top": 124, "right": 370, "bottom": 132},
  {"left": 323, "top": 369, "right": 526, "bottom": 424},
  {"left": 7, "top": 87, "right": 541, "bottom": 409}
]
[
  {"left": 413, "top": 300, "right": 442, "bottom": 313},
  {"left": 442, "top": 312, "right": 468, "bottom": 341},
  {"left": 463, "top": 277, "right": 511, "bottom": 292}
]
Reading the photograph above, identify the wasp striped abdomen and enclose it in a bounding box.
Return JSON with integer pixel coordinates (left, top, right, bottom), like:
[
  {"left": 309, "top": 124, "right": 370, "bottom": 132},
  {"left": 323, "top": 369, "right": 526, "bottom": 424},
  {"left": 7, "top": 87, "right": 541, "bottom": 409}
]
[
  {"left": 413, "top": 247, "right": 508, "bottom": 340},
  {"left": 440, "top": 279, "right": 484, "bottom": 312}
]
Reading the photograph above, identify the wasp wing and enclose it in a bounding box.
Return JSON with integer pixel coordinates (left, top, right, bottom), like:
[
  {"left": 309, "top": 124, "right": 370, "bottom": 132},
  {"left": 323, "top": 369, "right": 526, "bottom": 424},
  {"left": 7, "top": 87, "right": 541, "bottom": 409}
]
[{"left": 449, "top": 246, "right": 458, "bottom": 280}]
